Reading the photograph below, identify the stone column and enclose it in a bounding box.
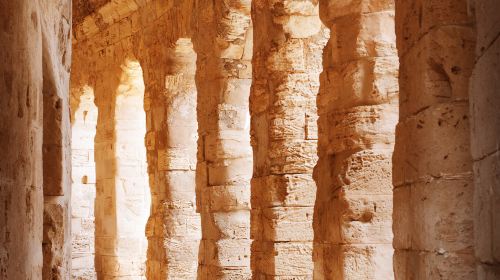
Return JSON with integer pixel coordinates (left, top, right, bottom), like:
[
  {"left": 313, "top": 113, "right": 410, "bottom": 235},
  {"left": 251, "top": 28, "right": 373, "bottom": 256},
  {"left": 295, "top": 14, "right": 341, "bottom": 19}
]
[
  {"left": 40, "top": 1, "right": 72, "bottom": 279},
  {"left": 313, "top": 1, "right": 398, "bottom": 279},
  {"left": 93, "top": 65, "right": 121, "bottom": 279},
  {"left": 250, "top": 1, "right": 327, "bottom": 278},
  {"left": 469, "top": 0, "right": 500, "bottom": 278},
  {"left": 0, "top": 1, "right": 44, "bottom": 278},
  {"left": 140, "top": 39, "right": 201, "bottom": 279},
  {"left": 393, "top": 0, "right": 476, "bottom": 278},
  {"left": 194, "top": 0, "right": 253, "bottom": 278}
]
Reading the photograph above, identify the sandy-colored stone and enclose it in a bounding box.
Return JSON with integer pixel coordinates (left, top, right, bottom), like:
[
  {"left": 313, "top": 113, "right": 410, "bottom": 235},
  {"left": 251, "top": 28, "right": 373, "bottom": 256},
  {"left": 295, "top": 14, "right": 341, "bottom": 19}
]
[
  {"left": 469, "top": 0, "right": 500, "bottom": 278},
  {"left": 393, "top": 0, "right": 477, "bottom": 279},
  {"left": 2, "top": 1, "right": 498, "bottom": 280},
  {"left": 250, "top": 1, "right": 327, "bottom": 278},
  {"left": 313, "top": 1, "right": 398, "bottom": 279}
]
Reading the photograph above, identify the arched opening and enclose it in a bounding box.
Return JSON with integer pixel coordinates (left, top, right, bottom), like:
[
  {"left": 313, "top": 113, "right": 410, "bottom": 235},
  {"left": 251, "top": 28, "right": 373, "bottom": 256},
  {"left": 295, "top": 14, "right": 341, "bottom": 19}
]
[
  {"left": 70, "top": 59, "right": 151, "bottom": 279},
  {"left": 70, "top": 85, "right": 98, "bottom": 279}
]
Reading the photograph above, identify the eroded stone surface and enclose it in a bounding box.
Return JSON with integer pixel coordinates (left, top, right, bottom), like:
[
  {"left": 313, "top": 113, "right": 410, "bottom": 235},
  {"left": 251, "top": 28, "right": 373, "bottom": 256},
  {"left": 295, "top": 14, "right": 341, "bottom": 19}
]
[
  {"left": 250, "top": 1, "right": 327, "bottom": 278},
  {"left": 194, "top": 0, "right": 253, "bottom": 278},
  {"left": 2, "top": 1, "right": 497, "bottom": 280},
  {"left": 393, "top": 0, "right": 477, "bottom": 279},
  {"left": 469, "top": 0, "right": 500, "bottom": 278},
  {"left": 0, "top": 1, "right": 72, "bottom": 279},
  {"left": 314, "top": 1, "right": 398, "bottom": 279}
]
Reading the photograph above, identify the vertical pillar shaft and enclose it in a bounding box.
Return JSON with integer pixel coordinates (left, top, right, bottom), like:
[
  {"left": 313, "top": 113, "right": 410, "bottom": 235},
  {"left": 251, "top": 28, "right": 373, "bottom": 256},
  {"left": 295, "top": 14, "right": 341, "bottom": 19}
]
[
  {"left": 314, "top": 1, "right": 399, "bottom": 279},
  {"left": 41, "top": 2, "right": 72, "bottom": 279},
  {"left": 393, "top": 0, "right": 476, "bottom": 278},
  {"left": 250, "top": 1, "right": 327, "bottom": 278},
  {"left": 194, "top": 0, "right": 253, "bottom": 278},
  {"left": 93, "top": 66, "right": 121, "bottom": 279},
  {"left": 0, "top": 1, "right": 44, "bottom": 278},
  {"left": 469, "top": 0, "right": 500, "bottom": 278},
  {"left": 142, "top": 39, "right": 201, "bottom": 279}
]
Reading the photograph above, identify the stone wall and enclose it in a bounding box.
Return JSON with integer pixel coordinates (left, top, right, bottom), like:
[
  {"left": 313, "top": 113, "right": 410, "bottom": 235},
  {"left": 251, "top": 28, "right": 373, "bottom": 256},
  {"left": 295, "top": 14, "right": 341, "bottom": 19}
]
[
  {"left": 393, "top": 0, "right": 476, "bottom": 278},
  {"left": 314, "top": 0, "right": 399, "bottom": 279},
  {"left": 469, "top": 0, "right": 500, "bottom": 278}
]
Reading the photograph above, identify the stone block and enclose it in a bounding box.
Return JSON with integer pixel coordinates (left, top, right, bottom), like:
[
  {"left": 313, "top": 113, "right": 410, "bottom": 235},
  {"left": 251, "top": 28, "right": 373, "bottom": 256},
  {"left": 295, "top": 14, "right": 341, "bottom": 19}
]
[
  {"left": 208, "top": 157, "right": 253, "bottom": 186},
  {"left": 398, "top": 26, "right": 475, "bottom": 117},
  {"left": 202, "top": 239, "right": 251, "bottom": 267},
  {"left": 329, "top": 12, "right": 396, "bottom": 63},
  {"left": 393, "top": 103, "right": 472, "bottom": 185},
  {"left": 322, "top": 244, "right": 393, "bottom": 280},
  {"left": 204, "top": 184, "right": 250, "bottom": 212},
  {"left": 251, "top": 174, "right": 316, "bottom": 208},
  {"left": 255, "top": 241, "right": 313, "bottom": 276},
  {"left": 268, "top": 140, "right": 317, "bottom": 175},
  {"left": 201, "top": 210, "right": 250, "bottom": 240},
  {"left": 276, "top": 15, "right": 322, "bottom": 39},
  {"left": 395, "top": 0, "right": 471, "bottom": 55},
  {"left": 394, "top": 250, "right": 475, "bottom": 280},
  {"left": 405, "top": 179, "right": 474, "bottom": 252},
  {"left": 327, "top": 104, "right": 397, "bottom": 154},
  {"left": 469, "top": 37, "right": 500, "bottom": 159},
  {"left": 323, "top": 0, "right": 394, "bottom": 20},
  {"left": 261, "top": 207, "right": 314, "bottom": 242}
]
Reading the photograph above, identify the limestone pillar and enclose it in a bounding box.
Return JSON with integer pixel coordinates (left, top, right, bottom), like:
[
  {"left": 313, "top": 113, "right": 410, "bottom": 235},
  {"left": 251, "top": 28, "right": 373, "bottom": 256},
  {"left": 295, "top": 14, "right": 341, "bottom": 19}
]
[
  {"left": 140, "top": 39, "right": 201, "bottom": 279},
  {"left": 40, "top": 1, "right": 72, "bottom": 279},
  {"left": 393, "top": 0, "right": 476, "bottom": 278},
  {"left": 313, "top": 1, "right": 398, "bottom": 279},
  {"left": 194, "top": 0, "right": 253, "bottom": 278},
  {"left": 0, "top": 1, "right": 44, "bottom": 278},
  {"left": 93, "top": 65, "right": 121, "bottom": 279},
  {"left": 469, "top": 0, "right": 500, "bottom": 278},
  {"left": 250, "top": 1, "right": 327, "bottom": 278}
]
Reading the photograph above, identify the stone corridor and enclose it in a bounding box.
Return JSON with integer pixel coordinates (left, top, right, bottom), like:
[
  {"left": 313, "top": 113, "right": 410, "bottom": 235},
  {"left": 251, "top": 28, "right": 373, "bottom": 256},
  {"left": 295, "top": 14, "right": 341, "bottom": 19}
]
[{"left": 0, "top": 0, "right": 499, "bottom": 279}]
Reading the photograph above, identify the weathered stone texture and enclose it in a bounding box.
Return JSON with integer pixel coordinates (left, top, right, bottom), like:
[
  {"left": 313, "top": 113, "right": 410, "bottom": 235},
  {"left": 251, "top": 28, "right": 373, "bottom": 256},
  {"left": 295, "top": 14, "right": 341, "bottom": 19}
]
[
  {"left": 71, "top": 6, "right": 155, "bottom": 278},
  {"left": 469, "top": 0, "right": 500, "bottom": 278},
  {"left": 139, "top": 38, "right": 201, "bottom": 279},
  {"left": 0, "top": 2, "right": 44, "bottom": 272},
  {"left": 0, "top": 1, "right": 72, "bottom": 279},
  {"left": 3, "top": 1, "right": 491, "bottom": 279},
  {"left": 250, "top": 1, "right": 327, "bottom": 278},
  {"left": 194, "top": 0, "right": 253, "bottom": 278},
  {"left": 133, "top": 3, "right": 201, "bottom": 278},
  {"left": 72, "top": 1, "right": 203, "bottom": 279},
  {"left": 313, "top": 1, "right": 398, "bottom": 279},
  {"left": 393, "top": 0, "right": 477, "bottom": 279},
  {"left": 41, "top": 1, "right": 73, "bottom": 279},
  {"left": 70, "top": 54, "right": 150, "bottom": 280}
]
